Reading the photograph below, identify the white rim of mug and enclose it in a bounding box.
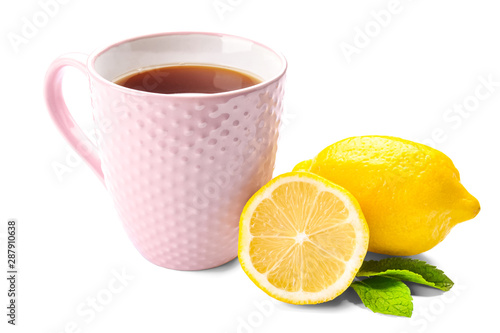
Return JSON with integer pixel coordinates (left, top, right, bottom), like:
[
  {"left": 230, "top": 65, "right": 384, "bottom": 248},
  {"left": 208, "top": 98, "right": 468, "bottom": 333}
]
[{"left": 87, "top": 31, "right": 288, "bottom": 98}]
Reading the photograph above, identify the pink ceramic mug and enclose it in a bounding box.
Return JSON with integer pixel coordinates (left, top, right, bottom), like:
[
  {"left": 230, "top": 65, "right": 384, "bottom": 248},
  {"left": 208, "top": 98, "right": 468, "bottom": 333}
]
[{"left": 44, "top": 32, "right": 287, "bottom": 270}]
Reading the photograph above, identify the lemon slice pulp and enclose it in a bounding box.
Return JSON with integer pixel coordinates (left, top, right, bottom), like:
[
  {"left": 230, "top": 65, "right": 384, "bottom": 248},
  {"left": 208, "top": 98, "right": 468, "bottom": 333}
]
[{"left": 238, "top": 172, "right": 369, "bottom": 304}]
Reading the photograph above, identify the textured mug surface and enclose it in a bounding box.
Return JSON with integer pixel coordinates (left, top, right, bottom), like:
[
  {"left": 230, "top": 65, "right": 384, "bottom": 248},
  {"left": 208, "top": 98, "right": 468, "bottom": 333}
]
[{"left": 44, "top": 32, "right": 287, "bottom": 270}]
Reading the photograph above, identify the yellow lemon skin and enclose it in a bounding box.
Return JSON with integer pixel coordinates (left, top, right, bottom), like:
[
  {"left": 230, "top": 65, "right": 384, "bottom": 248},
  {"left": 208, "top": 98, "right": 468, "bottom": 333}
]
[
  {"left": 294, "top": 136, "right": 480, "bottom": 256},
  {"left": 293, "top": 159, "right": 313, "bottom": 172}
]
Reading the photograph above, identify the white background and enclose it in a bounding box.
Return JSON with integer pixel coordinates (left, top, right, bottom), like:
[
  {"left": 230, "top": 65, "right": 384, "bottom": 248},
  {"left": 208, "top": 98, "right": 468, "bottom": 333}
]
[{"left": 1, "top": 0, "right": 499, "bottom": 332}]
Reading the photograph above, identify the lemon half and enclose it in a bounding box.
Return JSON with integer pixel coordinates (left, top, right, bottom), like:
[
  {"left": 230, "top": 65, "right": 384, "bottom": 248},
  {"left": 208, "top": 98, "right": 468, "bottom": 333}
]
[{"left": 238, "top": 172, "right": 369, "bottom": 304}]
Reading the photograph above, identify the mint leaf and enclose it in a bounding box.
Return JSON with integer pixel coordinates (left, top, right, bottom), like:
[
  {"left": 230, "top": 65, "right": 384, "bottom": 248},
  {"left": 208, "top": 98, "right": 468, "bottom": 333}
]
[
  {"left": 356, "top": 258, "right": 453, "bottom": 291},
  {"left": 351, "top": 276, "right": 413, "bottom": 317}
]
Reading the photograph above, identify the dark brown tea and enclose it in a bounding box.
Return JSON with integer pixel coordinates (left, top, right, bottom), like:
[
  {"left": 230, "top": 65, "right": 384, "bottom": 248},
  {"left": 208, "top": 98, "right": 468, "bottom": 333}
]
[{"left": 114, "top": 65, "right": 261, "bottom": 94}]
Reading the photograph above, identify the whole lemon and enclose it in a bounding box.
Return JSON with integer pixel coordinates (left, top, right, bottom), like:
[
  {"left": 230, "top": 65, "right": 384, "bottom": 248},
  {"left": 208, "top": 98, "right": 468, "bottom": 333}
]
[{"left": 293, "top": 136, "right": 480, "bottom": 256}]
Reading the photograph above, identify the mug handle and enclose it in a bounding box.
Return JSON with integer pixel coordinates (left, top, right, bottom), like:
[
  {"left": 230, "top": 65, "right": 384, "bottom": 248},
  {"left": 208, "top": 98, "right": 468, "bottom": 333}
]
[{"left": 44, "top": 53, "right": 105, "bottom": 185}]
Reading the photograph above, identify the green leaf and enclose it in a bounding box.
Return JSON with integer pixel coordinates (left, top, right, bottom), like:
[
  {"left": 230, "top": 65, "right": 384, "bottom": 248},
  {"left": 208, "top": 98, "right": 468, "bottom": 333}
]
[
  {"left": 351, "top": 276, "right": 413, "bottom": 317},
  {"left": 356, "top": 258, "right": 454, "bottom": 291}
]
